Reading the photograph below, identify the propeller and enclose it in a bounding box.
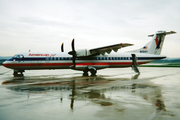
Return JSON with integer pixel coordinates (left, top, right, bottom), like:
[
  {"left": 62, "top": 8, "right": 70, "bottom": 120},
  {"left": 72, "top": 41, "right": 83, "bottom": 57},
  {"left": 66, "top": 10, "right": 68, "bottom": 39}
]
[
  {"left": 68, "top": 39, "right": 76, "bottom": 68},
  {"left": 61, "top": 43, "right": 64, "bottom": 52}
]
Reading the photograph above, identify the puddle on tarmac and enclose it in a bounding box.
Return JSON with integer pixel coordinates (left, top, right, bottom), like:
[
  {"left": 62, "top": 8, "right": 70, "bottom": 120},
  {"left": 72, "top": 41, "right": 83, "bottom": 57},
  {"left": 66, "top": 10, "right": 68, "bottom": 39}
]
[{"left": 0, "top": 67, "right": 180, "bottom": 120}]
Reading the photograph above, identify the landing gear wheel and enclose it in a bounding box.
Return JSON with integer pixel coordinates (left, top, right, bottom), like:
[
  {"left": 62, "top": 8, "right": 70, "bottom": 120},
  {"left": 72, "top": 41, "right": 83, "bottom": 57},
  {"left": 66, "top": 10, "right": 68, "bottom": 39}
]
[
  {"left": 90, "top": 69, "right": 97, "bottom": 76},
  {"left": 13, "top": 70, "right": 24, "bottom": 77},
  {"left": 13, "top": 71, "right": 18, "bottom": 76},
  {"left": 83, "top": 67, "right": 97, "bottom": 76},
  {"left": 83, "top": 68, "right": 89, "bottom": 76},
  {"left": 83, "top": 72, "right": 89, "bottom": 76}
]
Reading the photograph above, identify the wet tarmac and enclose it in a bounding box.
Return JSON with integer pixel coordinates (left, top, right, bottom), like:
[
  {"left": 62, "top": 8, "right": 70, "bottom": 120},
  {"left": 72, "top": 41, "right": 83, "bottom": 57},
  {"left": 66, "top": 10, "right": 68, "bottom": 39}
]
[{"left": 0, "top": 66, "right": 180, "bottom": 120}]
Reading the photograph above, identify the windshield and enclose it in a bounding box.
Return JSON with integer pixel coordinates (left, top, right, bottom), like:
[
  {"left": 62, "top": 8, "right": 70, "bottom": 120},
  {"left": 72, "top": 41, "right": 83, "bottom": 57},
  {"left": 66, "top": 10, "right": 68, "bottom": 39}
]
[{"left": 12, "top": 54, "right": 24, "bottom": 59}]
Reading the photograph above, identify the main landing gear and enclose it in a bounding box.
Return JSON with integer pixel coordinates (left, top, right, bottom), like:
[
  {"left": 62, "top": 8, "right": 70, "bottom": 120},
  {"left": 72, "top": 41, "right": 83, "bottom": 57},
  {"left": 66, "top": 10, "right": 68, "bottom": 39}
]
[
  {"left": 83, "top": 66, "right": 97, "bottom": 76},
  {"left": 13, "top": 70, "right": 24, "bottom": 77}
]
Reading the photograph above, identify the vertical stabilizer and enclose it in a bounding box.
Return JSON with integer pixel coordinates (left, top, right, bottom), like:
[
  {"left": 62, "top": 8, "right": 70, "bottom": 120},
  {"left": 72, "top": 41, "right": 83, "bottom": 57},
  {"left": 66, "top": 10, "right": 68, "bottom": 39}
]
[{"left": 129, "top": 31, "right": 176, "bottom": 55}]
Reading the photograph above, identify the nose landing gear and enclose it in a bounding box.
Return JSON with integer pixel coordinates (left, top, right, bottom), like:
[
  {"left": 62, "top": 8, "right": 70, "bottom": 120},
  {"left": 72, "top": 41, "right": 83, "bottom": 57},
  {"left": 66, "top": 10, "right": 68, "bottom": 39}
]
[{"left": 13, "top": 70, "right": 24, "bottom": 77}]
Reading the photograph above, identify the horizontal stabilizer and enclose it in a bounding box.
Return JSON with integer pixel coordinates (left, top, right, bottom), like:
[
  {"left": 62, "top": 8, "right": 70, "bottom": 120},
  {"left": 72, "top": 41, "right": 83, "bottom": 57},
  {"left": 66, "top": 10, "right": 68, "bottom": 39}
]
[{"left": 148, "top": 31, "right": 176, "bottom": 37}]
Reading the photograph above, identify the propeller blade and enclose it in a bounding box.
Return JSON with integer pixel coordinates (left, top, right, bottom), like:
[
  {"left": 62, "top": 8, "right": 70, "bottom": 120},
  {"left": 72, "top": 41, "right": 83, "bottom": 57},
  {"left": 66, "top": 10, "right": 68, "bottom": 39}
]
[
  {"left": 61, "top": 43, "right": 64, "bottom": 52},
  {"left": 71, "top": 39, "right": 76, "bottom": 68},
  {"left": 72, "top": 56, "right": 76, "bottom": 67},
  {"left": 72, "top": 38, "right": 75, "bottom": 52},
  {"left": 68, "top": 39, "right": 76, "bottom": 55}
]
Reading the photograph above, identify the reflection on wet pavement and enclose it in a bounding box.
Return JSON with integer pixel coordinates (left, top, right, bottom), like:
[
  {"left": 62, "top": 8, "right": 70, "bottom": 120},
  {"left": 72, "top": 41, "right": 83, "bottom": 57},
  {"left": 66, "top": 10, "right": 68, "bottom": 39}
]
[{"left": 0, "top": 67, "right": 180, "bottom": 120}]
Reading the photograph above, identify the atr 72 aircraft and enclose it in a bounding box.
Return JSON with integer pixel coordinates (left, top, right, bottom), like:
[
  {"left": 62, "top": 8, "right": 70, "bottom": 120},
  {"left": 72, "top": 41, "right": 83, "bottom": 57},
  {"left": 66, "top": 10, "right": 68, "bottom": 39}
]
[{"left": 3, "top": 30, "right": 176, "bottom": 77}]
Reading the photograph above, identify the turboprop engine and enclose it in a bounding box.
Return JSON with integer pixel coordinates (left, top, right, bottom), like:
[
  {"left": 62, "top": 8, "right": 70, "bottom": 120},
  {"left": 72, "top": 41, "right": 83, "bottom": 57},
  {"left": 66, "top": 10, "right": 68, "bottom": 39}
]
[{"left": 75, "top": 49, "right": 91, "bottom": 57}]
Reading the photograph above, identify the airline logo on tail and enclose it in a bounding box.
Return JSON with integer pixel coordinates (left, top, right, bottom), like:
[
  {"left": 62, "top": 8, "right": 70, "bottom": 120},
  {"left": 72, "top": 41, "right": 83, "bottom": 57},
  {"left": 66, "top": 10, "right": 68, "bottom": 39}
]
[{"left": 155, "top": 36, "right": 161, "bottom": 49}]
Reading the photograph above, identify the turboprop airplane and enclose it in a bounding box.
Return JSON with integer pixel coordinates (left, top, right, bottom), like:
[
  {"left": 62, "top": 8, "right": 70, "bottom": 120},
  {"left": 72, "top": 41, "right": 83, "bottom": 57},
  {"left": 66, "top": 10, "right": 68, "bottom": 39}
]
[{"left": 3, "top": 30, "right": 176, "bottom": 77}]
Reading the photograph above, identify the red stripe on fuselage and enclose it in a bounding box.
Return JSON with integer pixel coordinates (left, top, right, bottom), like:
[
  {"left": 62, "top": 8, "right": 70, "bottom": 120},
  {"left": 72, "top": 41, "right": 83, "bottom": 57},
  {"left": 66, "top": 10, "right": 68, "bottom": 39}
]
[
  {"left": 3, "top": 62, "right": 147, "bottom": 68},
  {"left": 3, "top": 63, "right": 72, "bottom": 67}
]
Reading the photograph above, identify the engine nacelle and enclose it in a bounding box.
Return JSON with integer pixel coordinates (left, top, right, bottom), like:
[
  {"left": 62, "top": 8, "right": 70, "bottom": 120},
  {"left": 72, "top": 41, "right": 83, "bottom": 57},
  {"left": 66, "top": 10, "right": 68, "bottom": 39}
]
[{"left": 76, "top": 49, "right": 91, "bottom": 57}]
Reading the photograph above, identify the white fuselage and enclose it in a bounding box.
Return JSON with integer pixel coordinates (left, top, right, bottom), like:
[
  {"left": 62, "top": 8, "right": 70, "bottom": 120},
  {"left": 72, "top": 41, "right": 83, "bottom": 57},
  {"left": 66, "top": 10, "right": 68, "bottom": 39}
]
[{"left": 3, "top": 52, "right": 166, "bottom": 71}]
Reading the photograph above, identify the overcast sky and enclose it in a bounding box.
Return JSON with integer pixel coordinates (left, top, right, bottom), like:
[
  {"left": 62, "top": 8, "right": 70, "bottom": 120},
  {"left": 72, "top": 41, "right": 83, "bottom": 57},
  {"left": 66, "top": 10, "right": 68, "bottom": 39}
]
[{"left": 0, "top": 0, "right": 180, "bottom": 57}]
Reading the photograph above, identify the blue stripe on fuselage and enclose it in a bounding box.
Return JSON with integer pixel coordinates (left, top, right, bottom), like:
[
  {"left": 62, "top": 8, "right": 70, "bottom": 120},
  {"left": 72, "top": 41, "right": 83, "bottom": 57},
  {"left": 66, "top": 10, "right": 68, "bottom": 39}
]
[{"left": 6, "top": 56, "right": 166, "bottom": 62}]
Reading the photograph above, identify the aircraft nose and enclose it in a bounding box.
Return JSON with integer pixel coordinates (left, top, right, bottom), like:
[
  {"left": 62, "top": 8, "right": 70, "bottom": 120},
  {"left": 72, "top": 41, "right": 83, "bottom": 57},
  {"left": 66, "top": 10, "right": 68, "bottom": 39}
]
[{"left": 2, "top": 61, "right": 7, "bottom": 67}]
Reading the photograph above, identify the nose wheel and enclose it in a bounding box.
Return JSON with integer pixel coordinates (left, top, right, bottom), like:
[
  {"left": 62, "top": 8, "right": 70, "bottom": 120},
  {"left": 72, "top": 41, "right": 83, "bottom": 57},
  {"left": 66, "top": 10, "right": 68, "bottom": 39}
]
[{"left": 13, "top": 70, "right": 24, "bottom": 77}]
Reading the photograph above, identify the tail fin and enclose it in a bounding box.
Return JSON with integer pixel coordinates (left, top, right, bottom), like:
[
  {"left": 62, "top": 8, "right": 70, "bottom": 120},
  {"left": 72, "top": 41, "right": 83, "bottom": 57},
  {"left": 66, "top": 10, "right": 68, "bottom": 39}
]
[{"left": 129, "top": 31, "right": 176, "bottom": 55}]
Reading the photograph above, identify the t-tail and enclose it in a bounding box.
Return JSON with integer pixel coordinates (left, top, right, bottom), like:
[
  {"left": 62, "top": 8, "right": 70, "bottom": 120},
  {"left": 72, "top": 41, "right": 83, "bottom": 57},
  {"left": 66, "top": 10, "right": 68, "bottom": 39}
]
[{"left": 129, "top": 31, "right": 176, "bottom": 55}]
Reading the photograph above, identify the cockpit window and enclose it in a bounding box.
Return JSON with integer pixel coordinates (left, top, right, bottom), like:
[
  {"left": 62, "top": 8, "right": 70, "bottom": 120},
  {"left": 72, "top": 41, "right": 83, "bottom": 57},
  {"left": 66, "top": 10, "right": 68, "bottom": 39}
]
[{"left": 13, "top": 54, "right": 24, "bottom": 59}]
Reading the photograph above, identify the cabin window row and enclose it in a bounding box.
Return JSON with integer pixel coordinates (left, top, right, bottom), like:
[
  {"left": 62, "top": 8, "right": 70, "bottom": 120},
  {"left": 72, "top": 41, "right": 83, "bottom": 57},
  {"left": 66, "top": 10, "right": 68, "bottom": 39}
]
[
  {"left": 46, "top": 57, "right": 72, "bottom": 60},
  {"left": 46, "top": 57, "right": 132, "bottom": 61},
  {"left": 95, "top": 57, "right": 131, "bottom": 60}
]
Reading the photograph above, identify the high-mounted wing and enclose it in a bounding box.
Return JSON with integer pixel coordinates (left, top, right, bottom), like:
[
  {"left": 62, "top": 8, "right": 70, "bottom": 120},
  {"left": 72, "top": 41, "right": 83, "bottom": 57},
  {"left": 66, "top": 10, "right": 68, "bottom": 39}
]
[
  {"left": 89, "top": 43, "right": 133, "bottom": 55},
  {"left": 68, "top": 39, "right": 133, "bottom": 58}
]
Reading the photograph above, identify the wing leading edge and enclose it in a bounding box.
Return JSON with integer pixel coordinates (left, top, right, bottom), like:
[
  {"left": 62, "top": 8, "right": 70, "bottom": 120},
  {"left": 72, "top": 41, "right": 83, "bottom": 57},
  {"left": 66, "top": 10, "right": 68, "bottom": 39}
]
[
  {"left": 89, "top": 43, "right": 133, "bottom": 55},
  {"left": 68, "top": 39, "right": 133, "bottom": 57}
]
